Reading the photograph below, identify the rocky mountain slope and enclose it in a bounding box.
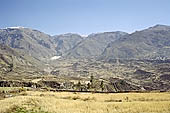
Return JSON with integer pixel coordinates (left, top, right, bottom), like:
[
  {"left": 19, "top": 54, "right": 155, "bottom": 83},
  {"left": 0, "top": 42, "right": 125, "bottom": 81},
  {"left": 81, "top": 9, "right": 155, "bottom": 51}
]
[
  {"left": 1, "top": 25, "right": 170, "bottom": 61},
  {"left": 0, "top": 27, "right": 56, "bottom": 61},
  {"left": 100, "top": 25, "right": 170, "bottom": 60},
  {"left": 0, "top": 27, "right": 129, "bottom": 60},
  {"left": 52, "top": 33, "right": 84, "bottom": 56},
  {"left": 0, "top": 44, "right": 46, "bottom": 77},
  {"left": 65, "top": 31, "right": 127, "bottom": 58}
]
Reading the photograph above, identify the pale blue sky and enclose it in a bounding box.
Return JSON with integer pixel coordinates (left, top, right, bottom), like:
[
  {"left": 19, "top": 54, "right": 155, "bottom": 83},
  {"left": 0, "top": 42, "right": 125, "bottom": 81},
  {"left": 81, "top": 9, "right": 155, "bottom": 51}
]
[{"left": 0, "top": 0, "right": 170, "bottom": 35}]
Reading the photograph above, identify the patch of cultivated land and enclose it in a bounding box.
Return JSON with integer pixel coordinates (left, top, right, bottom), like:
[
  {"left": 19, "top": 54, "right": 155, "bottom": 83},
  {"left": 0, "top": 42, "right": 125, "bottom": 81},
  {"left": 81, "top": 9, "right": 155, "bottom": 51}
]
[{"left": 1, "top": 91, "right": 170, "bottom": 113}]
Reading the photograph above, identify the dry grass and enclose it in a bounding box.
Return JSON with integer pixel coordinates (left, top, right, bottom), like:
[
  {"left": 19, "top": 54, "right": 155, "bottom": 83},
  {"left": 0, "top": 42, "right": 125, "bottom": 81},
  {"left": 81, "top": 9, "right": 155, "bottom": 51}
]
[
  {"left": 0, "top": 87, "right": 29, "bottom": 92},
  {"left": 0, "top": 91, "right": 170, "bottom": 113},
  {"left": 0, "top": 87, "right": 21, "bottom": 92}
]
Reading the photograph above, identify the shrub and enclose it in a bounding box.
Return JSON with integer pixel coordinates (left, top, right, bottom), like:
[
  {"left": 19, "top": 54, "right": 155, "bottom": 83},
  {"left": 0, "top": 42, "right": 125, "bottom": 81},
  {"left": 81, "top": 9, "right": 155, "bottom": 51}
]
[
  {"left": 105, "top": 99, "right": 122, "bottom": 102},
  {"left": 82, "top": 97, "right": 96, "bottom": 101},
  {"left": 72, "top": 96, "right": 81, "bottom": 100},
  {"left": 6, "top": 105, "right": 50, "bottom": 113},
  {"left": 18, "top": 87, "right": 27, "bottom": 92}
]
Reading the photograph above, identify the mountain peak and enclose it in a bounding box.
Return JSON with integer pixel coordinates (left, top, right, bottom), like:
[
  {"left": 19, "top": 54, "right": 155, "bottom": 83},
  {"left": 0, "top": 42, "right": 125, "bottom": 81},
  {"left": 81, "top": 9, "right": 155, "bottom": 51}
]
[
  {"left": 88, "top": 31, "right": 127, "bottom": 37},
  {"left": 2, "top": 26, "right": 26, "bottom": 29},
  {"left": 148, "top": 24, "right": 170, "bottom": 31},
  {"left": 57, "top": 33, "right": 82, "bottom": 37},
  {"left": 8, "top": 26, "right": 25, "bottom": 29}
]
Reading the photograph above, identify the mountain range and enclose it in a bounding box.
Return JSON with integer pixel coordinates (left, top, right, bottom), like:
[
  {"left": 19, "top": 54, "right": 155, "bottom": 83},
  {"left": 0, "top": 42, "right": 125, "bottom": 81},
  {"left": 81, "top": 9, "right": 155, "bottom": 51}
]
[
  {"left": 0, "top": 25, "right": 170, "bottom": 75},
  {"left": 100, "top": 25, "right": 170, "bottom": 61}
]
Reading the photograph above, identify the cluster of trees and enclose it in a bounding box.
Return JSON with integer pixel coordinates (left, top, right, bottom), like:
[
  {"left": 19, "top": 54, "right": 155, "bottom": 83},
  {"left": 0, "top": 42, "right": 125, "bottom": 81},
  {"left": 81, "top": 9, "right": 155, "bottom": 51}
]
[{"left": 76, "top": 75, "right": 105, "bottom": 92}]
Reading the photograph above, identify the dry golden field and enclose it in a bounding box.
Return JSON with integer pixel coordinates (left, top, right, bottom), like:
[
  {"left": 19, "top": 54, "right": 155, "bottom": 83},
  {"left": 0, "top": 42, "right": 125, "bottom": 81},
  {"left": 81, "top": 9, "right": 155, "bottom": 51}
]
[{"left": 1, "top": 91, "right": 170, "bottom": 113}]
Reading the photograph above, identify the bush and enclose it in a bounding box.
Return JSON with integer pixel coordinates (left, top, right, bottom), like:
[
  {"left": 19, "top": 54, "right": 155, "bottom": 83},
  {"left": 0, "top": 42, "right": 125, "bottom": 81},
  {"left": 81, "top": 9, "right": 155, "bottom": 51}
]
[
  {"left": 40, "top": 94, "right": 45, "bottom": 97},
  {"left": 105, "top": 99, "right": 122, "bottom": 102},
  {"left": 61, "top": 96, "right": 72, "bottom": 100},
  {"left": 19, "top": 92, "right": 28, "bottom": 96},
  {"left": 18, "top": 88, "right": 27, "bottom": 92},
  {"left": 6, "top": 105, "right": 50, "bottom": 113},
  {"left": 82, "top": 97, "right": 96, "bottom": 101},
  {"left": 72, "top": 96, "right": 81, "bottom": 100}
]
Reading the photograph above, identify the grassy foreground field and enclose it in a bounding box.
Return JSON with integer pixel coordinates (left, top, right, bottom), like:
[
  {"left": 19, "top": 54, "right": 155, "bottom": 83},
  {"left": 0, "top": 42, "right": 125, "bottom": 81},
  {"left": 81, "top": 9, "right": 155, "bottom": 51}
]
[{"left": 1, "top": 91, "right": 170, "bottom": 113}]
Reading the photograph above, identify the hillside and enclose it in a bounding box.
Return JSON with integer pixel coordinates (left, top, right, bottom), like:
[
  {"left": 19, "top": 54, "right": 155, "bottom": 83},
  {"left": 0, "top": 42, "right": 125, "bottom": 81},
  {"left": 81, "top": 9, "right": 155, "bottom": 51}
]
[
  {"left": 3, "top": 25, "right": 170, "bottom": 61},
  {"left": 52, "top": 33, "right": 84, "bottom": 56},
  {"left": 0, "top": 27, "right": 56, "bottom": 61},
  {"left": 0, "top": 44, "right": 46, "bottom": 78},
  {"left": 100, "top": 25, "right": 170, "bottom": 60},
  {"left": 65, "top": 31, "right": 127, "bottom": 58}
]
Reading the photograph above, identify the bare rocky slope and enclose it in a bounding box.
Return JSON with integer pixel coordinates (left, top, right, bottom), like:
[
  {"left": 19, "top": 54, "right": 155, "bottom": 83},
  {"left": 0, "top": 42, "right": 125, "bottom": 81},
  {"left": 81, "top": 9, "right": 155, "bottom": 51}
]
[
  {"left": 52, "top": 33, "right": 84, "bottom": 56},
  {"left": 0, "top": 44, "right": 46, "bottom": 77},
  {"left": 100, "top": 25, "right": 170, "bottom": 60},
  {"left": 64, "top": 31, "right": 128, "bottom": 58},
  {"left": 1, "top": 25, "right": 170, "bottom": 61},
  {"left": 0, "top": 27, "right": 56, "bottom": 61}
]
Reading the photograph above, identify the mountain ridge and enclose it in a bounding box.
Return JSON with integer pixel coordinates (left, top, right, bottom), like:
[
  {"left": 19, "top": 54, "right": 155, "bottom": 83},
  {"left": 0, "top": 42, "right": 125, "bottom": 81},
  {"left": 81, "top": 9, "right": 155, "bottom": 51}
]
[
  {"left": 100, "top": 24, "right": 170, "bottom": 60},
  {"left": 1, "top": 24, "right": 170, "bottom": 61}
]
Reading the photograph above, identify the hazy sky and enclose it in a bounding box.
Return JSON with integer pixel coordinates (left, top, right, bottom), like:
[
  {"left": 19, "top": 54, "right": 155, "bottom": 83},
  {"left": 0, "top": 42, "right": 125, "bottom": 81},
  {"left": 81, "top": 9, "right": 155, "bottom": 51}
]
[{"left": 0, "top": 0, "right": 170, "bottom": 35}]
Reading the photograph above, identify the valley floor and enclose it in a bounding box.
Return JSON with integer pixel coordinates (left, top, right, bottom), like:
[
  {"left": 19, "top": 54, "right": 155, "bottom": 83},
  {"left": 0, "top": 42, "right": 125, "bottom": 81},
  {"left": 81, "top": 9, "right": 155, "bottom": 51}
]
[{"left": 0, "top": 90, "right": 170, "bottom": 113}]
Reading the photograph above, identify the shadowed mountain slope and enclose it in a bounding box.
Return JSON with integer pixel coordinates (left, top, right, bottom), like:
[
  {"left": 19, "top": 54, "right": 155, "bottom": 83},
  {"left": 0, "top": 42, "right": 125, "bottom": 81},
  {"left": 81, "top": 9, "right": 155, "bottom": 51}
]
[
  {"left": 65, "top": 31, "right": 128, "bottom": 58},
  {"left": 0, "top": 44, "right": 46, "bottom": 77},
  {"left": 100, "top": 25, "right": 170, "bottom": 60},
  {"left": 52, "top": 33, "right": 84, "bottom": 56},
  {"left": 0, "top": 27, "right": 56, "bottom": 61}
]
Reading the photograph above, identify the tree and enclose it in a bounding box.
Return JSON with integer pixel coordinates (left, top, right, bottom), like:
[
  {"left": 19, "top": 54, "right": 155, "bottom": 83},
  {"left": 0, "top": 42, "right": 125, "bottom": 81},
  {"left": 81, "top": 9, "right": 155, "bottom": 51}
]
[
  {"left": 87, "top": 82, "right": 91, "bottom": 89},
  {"left": 100, "top": 80, "right": 104, "bottom": 92},
  {"left": 77, "top": 81, "right": 81, "bottom": 91},
  {"left": 90, "top": 75, "right": 94, "bottom": 88}
]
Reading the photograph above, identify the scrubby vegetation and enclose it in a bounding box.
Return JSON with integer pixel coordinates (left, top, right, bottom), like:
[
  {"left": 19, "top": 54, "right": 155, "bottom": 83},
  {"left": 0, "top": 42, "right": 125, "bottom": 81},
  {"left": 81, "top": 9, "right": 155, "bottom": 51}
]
[
  {"left": 1, "top": 91, "right": 170, "bottom": 113},
  {"left": 6, "top": 106, "right": 49, "bottom": 113}
]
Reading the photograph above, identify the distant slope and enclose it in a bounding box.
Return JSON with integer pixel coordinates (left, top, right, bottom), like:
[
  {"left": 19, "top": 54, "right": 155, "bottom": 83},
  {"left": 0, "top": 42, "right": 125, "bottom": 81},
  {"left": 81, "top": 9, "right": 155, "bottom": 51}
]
[
  {"left": 100, "top": 25, "right": 170, "bottom": 60},
  {"left": 1, "top": 25, "right": 170, "bottom": 62},
  {"left": 64, "top": 31, "right": 128, "bottom": 58},
  {"left": 0, "top": 27, "right": 56, "bottom": 60},
  {"left": 0, "top": 44, "right": 46, "bottom": 77},
  {"left": 52, "top": 33, "right": 84, "bottom": 56},
  {"left": 0, "top": 44, "right": 16, "bottom": 74}
]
